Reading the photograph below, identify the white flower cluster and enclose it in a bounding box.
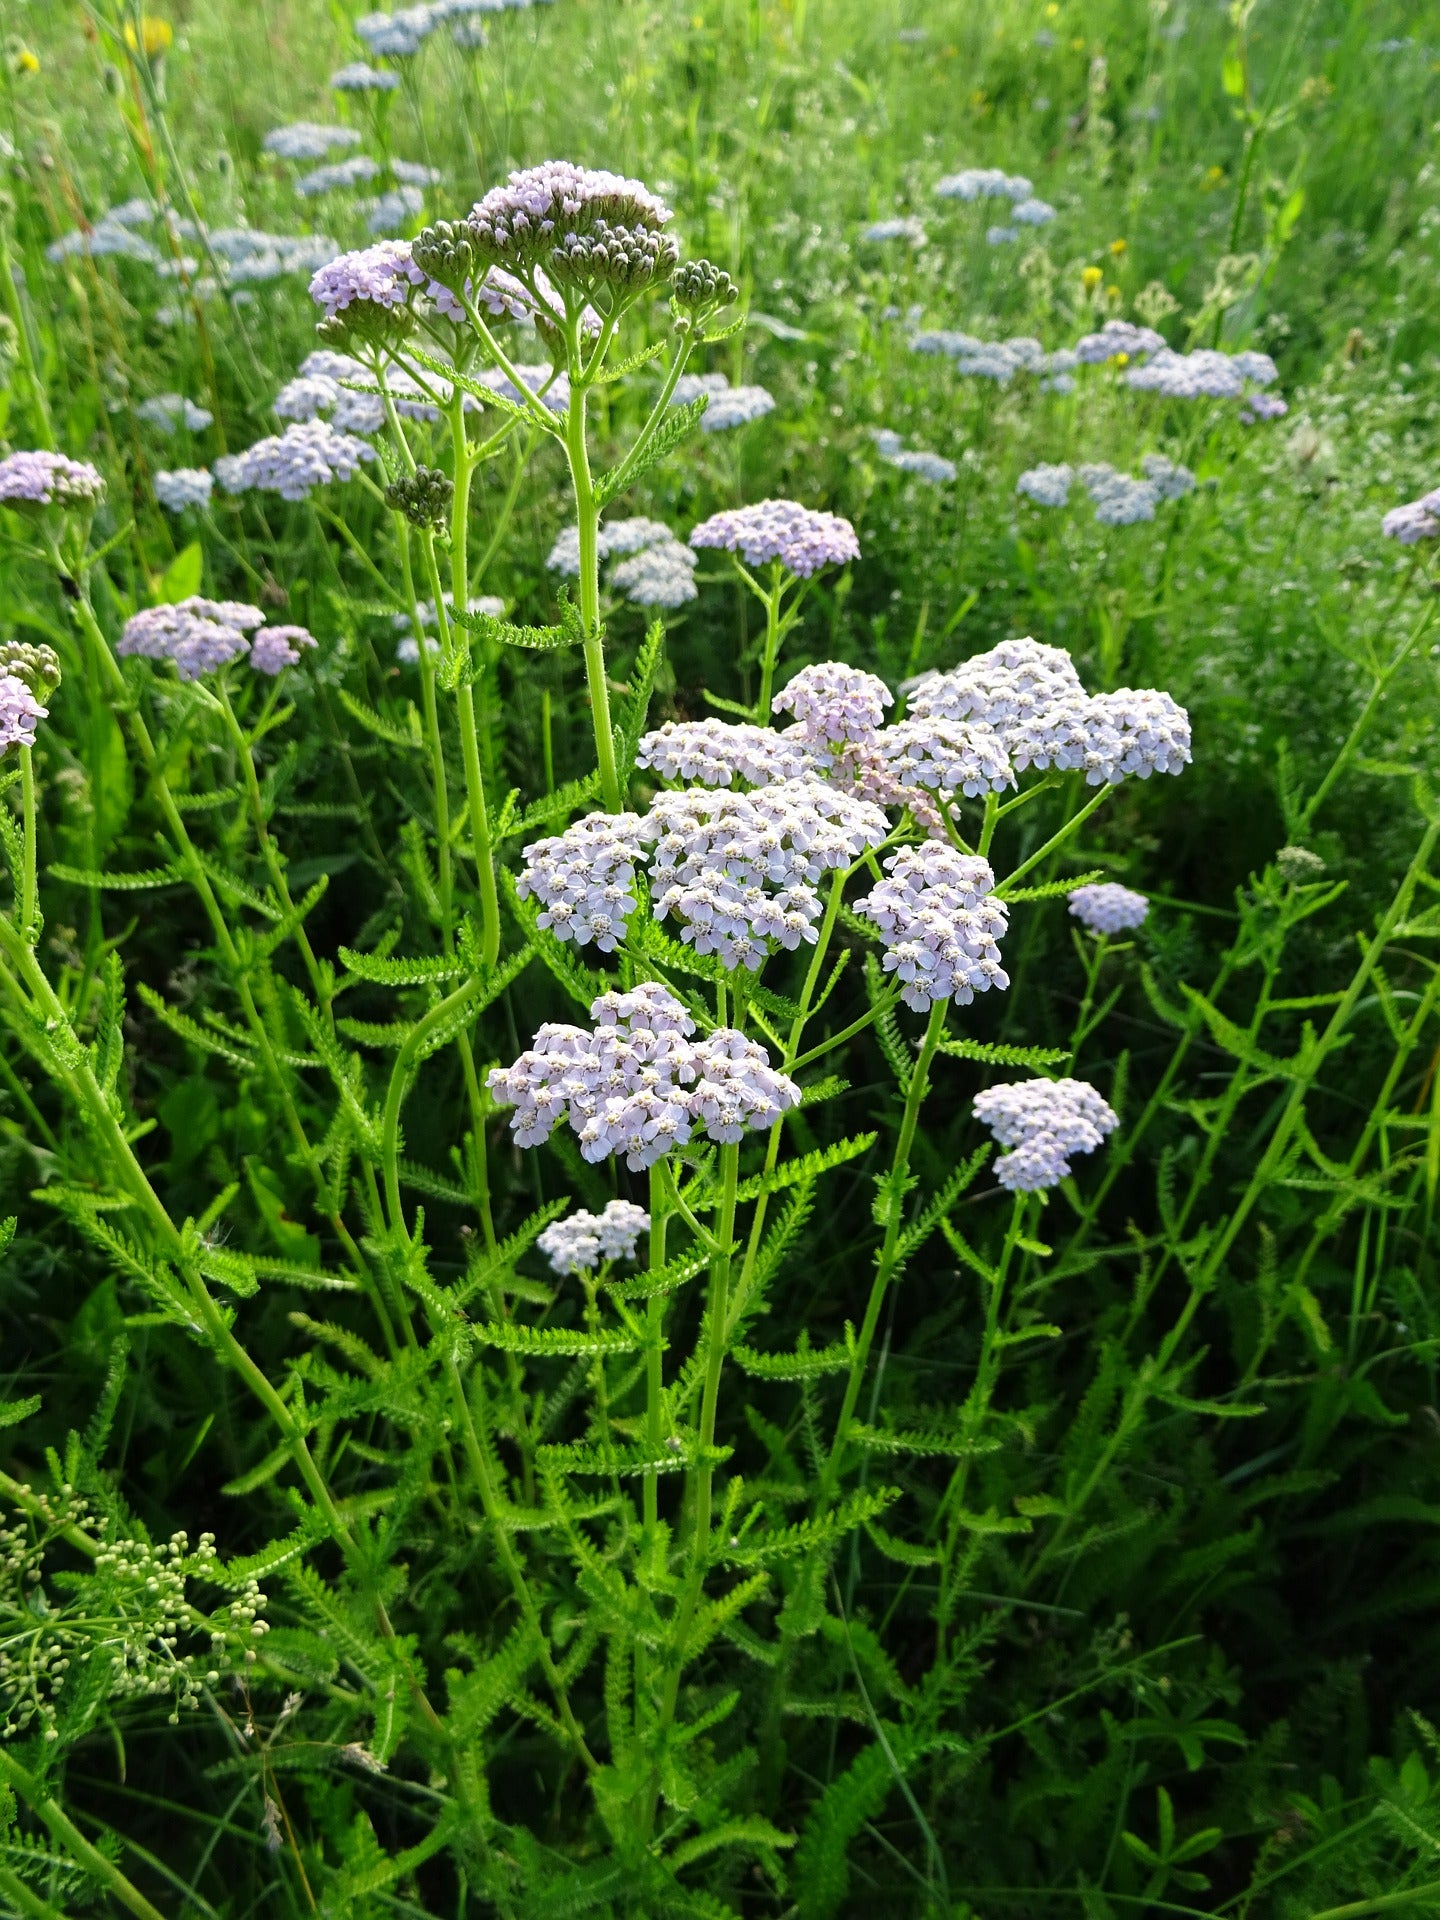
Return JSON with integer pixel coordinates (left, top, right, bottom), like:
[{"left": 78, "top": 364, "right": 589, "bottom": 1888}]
[
  {"left": 263, "top": 121, "right": 363, "bottom": 161},
  {"left": 861, "top": 216, "right": 927, "bottom": 245},
  {"left": 1077, "top": 463, "right": 1162, "bottom": 526},
  {"left": 537, "top": 1200, "right": 650, "bottom": 1275},
  {"left": 154, "top": 468, "right": 215, "bottom": 512},
  {"left": 637, "top": 719, "right": 815, "bottom": 789},
  {"left": 856, "top": 846, "right": 1010, "bottom": 1012},
  {"left": 875, "top": 716, "right": 1014, "bottom": 797},
  {"left": 1124, "top": 346, "right": 1279, "bottom": 400},
  {"left": 487, "top": 983, "right": 799, "bottom": 1170},
  {"left": 773, "top": 662, "right": 894, "bottom": 754},
  {"left": 297, "top": 155, "right": 380, "bottom": 197},
  {"left": 274, "top": 369, "right": 385, "bottom": 435},
  {"left": 910, "top": 330, "right": 1078, "bottom": 387},
  {"left": 1018, "top": 457, "right": 1194, "bottom": 524},
  {"left": 136, "top": 393, "right": 213, "bottom": 433},
  {"left": 934, "top": 168, "right": 1033, "bottom": 202},
  {"left": 905, "top": 638, "right": 1191, "bottom": 785},
  {"left": 1068, "top": 882, "right": 1149, "bottom": 934},
  {"left": 872, "top": 429, "right": 956, "bottom": 483},
  {"left": 213, "top": 420, "right": 375, "bottom": 500},
  {"left": 972, "top": 1077, "right": 1119, "bottom": 1191},
  {"left": 1073, "top": 319, "right": 1166, "bottom": 363},
  {"left": 644, "top": 781, "right": 889, "bottom": 969},
  {"left": 671, "top": 372, "right": 777, "bottom": 431},
  {"left": 547, "top": 516, "right": 697, "bottom": 608},
  {"left": 517, "top": 811, "right": 644, "bottom": 952},
  {"left": 1016, "top": 462, "right": 1075, "bottom": 506}
]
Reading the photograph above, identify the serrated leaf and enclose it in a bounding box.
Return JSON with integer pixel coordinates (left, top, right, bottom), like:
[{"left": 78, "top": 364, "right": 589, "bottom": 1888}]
[
  {"left": 734, "top": 1133, "right": 876, "bottom": 1203},
  {"left": 734, "top": 1332, "right": 852, "bottom": 1380},
  {"left": 605, "top": 1247, "right": 710, "bottom": 1301},
  {"left": 595, "top": 393, "right": 709, "bottom": 509},
  {"left": 337, "top": 687, "right": 423, "bottom": 750},
  {"left": 49, "top": 862, "right": 186, "bottom": 891},
  {"left": 936, "top": 1037, "right": 1070, "bottom": 1068},
  {"left": 472, "top": 1320, "right": 641, "bottom": 1358},
  {"left": 338, "top": 946, "right": 464, "bottom": 986}
]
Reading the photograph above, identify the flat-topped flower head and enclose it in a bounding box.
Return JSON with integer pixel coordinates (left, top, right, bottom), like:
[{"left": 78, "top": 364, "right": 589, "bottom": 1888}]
[
  {"left": 330, "top": 60, "right": 400, "bottom": 91},
  {"left": 876, "top": 716, "right": 1014, "bottom": 797},
  {"left": 671, "top": 373, "right": 777, "bottom": 431},
  {"left": 249, "top": 625, "right": 318, "bottom": 676},
  {"left": 1074, "top": 319, "right": 1166, "bottom": 364},
  {"left": 0, "top": 450, "right": 106, "bottom": 511},
  {"left": 1088, "top": 687, "right": 1191, "bottom": 778},
  {"left": 1068, "top": 882, "right": 1149, "bottom": 935},
  {"left": 1382, "top": 489, "right": 1440, "bottom": 544},
  {"left": 640, "top": 777, "right": 887, "bottom": 971},
  {"left": 518, "top": 811, "right": 644, "bottom": 952},
  {"left": 487, "top": 982, "right": 797, "bottom": 1170},
  {"left": 117, "top": 597, "right": 265, "bottom": 682},
  {"left": 935, "top": 167, "right": 1032, "bottom": 202},
  {"left": 538, "top": 1200, "right": 650, "bottom": 1276},
  {"left": 1140, "top": 453, "right": 1196, "bottom": 500},
  {"left": 155, "top": 468, "right": 214, "bottom": 512},
  {"left": 356, "top": 6, "right": 436, "bottom": 56},
  {"left": 637, "top": 719, "right": 815, "bottom": 790},
  {"left": 222, "top": 421, "right": 375, "bottom": 501},
  {"left": 309, "top": 239, "right": 415, "bottom": 322},
  {"left": 263, "top": 121, "right": 363, "bottom": 161},
  {"left": 689, "top": 499, "right": 860, "bottom": 578},
  {"left": 1079, "top": 463, "right": 1159, "bottom": 526},
  {"left": 609, "top": 540, "right": 698, "bottom": 608},
  {"left": 773, "top": 662, "right": 892, "bottom": 753},
  {"left": 855, "top": 845, "right": 1010, "bottom": 1013},
  {"left": 973, "top": 1077, "right": 1118, "bottom": 1191},
  {"left": 1124, "top": 346, "right": 1278, "bottom": 400},
  {"left": 0, "top": 673, "right": 47, "bottom": 755},
  {"left": 1016, "top": 463, "right": 1075, "bottom": 507},
  {"left": 464, "top": 163, "right": 676, "bottom": 291},
  {"left": 906, "top": 637, "right": 1084, "bottom": 731}
]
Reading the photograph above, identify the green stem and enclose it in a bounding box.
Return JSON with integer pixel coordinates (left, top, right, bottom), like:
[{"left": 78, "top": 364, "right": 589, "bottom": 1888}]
[
  {"left": 645, "top": 1163, "right": 668, "bottom": 1542},
  {"left": 754, "top": 568, "right": 785, "bottom": 722},
  {"left": 18, "top": 745, "right": 38, "bottom": 946},
  {"left": 215, "top": 682, "right": 328, "bottom": 1010},
  {"left": 563, "top": 382, "right": 622, "bottom": 813},
  {"left": 0, "top": 1749, "right": 166, "bottom": 1920},
  {"left": 996, "top": 783, "right": 1115, "bottom": 895},
  {"left": 820, "top": 996, "right": 949, "bottom": 1493},
  {"left": 381, "top": 975, "right": 485, "bottom": 1242},
  {"left": 1300, "top": 604, "right": 1435, "bottom": 831}
]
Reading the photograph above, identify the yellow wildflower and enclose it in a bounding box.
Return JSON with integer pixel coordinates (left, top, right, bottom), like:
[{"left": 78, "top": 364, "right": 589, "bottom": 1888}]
[
  {"left": 123, "top": 16, "right": 173, "bottom": 57},
  {"left": 1082, "top": 265, "right": 1103, "bottom": 291},
  {"left": 15, "top": 47, "right": 40, "bottom": 73},
  {"left": 1201, "top": 165, "right": 1225, "bottom": 191},
  {"left": 1108, "top": 238, "right": 1128, "bottom": 257}
]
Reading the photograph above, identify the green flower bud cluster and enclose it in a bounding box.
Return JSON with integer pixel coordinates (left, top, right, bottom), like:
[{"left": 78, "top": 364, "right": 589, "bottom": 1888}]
[{"left": 385, "top": 463, "right": 454, "bottom": 529}]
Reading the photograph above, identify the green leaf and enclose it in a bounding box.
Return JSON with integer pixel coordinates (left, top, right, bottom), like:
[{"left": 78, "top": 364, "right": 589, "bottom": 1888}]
[
  {"left": 735, "top": 1132, "right": 877, "bottom": 1203},
  {"left": 49, "top": 862, "right": 186, "bottom": 891},
  {"left": 936, "top": 1037, "right": 1070, "bottom": 1069},
  {"left": 155, "top": 540, "right": 203, "bottom": 604},
  {"left": 455, "top": 591, "right": 585, "bottom": 652},
  {"left": 734, "top": 1332, "right": 852, "bottom": 1381},
  {"left": 595, "top": 394, "right": 709, "bottom": 509},
  {"left": 337, "top": 687, "right": 423, "bottom": 750},
  {"left": 605, "top": 1247, "right": 710, "bottom": 1301},
  {"left": 0, "top": 1394, "right": 41, "bottom": 1429},
  {"left": 539, "top": 1432, "right": 730, "bottom": 1477},
  {"left": 472, "top": 1320, "right": 641, "bottom": 1358},
  {"left": 997, "top": 869, "right": 1105, "bottom": 903},
  {"left": 508, "top": 772, "right": 603, "bottom": 838},
  {"left": 337, "top": 946, "right": 464, "bottom": 986}
]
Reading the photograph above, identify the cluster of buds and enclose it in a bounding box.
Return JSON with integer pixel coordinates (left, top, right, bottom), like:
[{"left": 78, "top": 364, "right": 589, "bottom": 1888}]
[
  {"left": 671, "top": 258, "right": 739, "bottom": 331},
  {"left": 0, "top": 640, "right": 62, "bottom": 702},
  {"left": 385, "top": 463, "right": 454, "bottom": 528}
]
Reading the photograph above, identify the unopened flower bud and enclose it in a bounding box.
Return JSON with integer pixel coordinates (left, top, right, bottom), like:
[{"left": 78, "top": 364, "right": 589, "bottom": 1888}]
[
  {"left": 0, "top": 640, "right": 61, "bottom": 701},
  {"left": 385, "top": 463, "right": 453, "bottom": 529},
  {"left": 672, "top": 258, "right": 739, "bottom": 313},
  {"left": 411, "top": 220, "right": 476, "bottom": 293}
]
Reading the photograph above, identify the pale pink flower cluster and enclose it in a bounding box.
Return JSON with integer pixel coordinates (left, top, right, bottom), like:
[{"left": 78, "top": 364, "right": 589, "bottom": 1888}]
[
  {"left": 117, "top": 599, "right": 314, "bottom": 682},
  {"left": 487, "top": 983, "right": 797, "bottom": 1170},
  {"left": 637, "top": 719, "right": 815, "bottom": 789},
  {"left": 855, "top": 846, "right": 1010, "bottom": 1012},
  {"left": 517, "top": 811, "right": 644, "bottom": 952},
  {"left": 0, "top": 674, "right": 46, "bottom": 754},
  {"left": 1068, "top": 882, "right": 1149, "bottom": 935},
  {"left": 972, "top": 1078, "right": 1118, "bottom": 1191},
  {"left": 689, "top": 499, "right": 861, "bottom": 578},
  {"left": 773, "top": 662, "right": 893, "bottom": 753}
]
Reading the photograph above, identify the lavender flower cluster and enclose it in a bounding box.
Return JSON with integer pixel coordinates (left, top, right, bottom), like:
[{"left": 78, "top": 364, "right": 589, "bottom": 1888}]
[
  {"left": 934, "top": 168, "right": 1033, "bottom": 203},
  {"left": 905, "top": 638, "right": 1191, "bottom": 784},
  {"left": 1016, "top": 456, "right": 1195, "bottom": 523},
  {"left": 213, "top": 421, "right": 375, "bottom": 501},
  {"left": 861, "top": 216, "right": 927, "bottom": 245},
  {"left": 0, "top": 674, "right": 47, "bottom": 755},
  {"left": 1068, "top": 882, "right": 1149, "bottom": 934},
  {"left": 1382, "top": 485, "right": 1440, "bottom": 545},
  {"left": 263, "top": 122, "right": 363, "bottom": 162},
  {"left": 546, "top": 517, "right": 696, "bottom": 608},
  {"left": 154, "top": 469, "right": 215, "bottom": 513},
  {"left": 910, "top": 331, "right": 1078, "bottom": 388},
  {"left": 671, "top": 372, "right": 777, "bottom": 432},
  {"left": 872, "top": 430, "right": 956, "bottom": 484},
  {"left": 463, "top": 163, "right": 675, "bottom": 289},
  {"left": 537, "top": 1200, "right": 650, "bottom": 1275},
  {"left": 1124, "top": 346, "right": 1279, "bottom": 400},
  {"left": 643, "top": 781, "right": 888, "bottom": 969},
  {"left": 517, "top": 811, "right": 644, "bottom": 952},
  {"left": 136, "top": 393, "right": 214, "bottom": 434},
  {"left": 117, "top": 599, "right": 315, "bottom": 683},
  {"left": 637, "top": 720, "right": 815, "bottom": 789},
  {"left": 773, "top": 662, "right": 893, "bottom": 755},
  {"left": 856, "top": 846, "right": 1010, "bottom": 1013},
  {"left": 689, "top": 500, "right": 861, "bottom": 578},
  {"left": 487, "top": 984, "right": 799, "bottom": 1170},
  {"left": 972, "top": 1078, "right": 1119, "bottom": 1191},
  {"left": 0, "top": 451, "right": 106, "bottom": 509},
  {"left": 1073, "top": 320, "right": 1166, "bottom": 363}
]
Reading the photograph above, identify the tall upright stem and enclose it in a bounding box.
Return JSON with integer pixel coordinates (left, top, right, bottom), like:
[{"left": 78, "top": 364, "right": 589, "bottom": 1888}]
[
  {"left": 564, "top": 384, "right": 622, "bottom": 813},
  {"left": 755, "top": 569, "right": 785, "bottom": 722}
]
